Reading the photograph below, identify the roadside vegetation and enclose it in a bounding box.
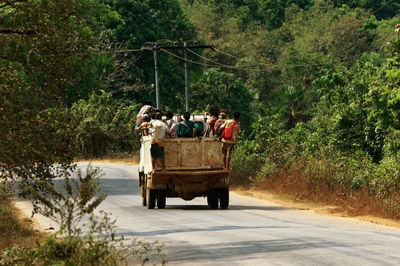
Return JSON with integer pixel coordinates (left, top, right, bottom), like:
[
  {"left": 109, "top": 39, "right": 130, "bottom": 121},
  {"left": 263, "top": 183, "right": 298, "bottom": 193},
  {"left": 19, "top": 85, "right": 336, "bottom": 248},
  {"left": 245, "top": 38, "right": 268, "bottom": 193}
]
[
  {"left": 180, "top": 0, "right": 400, "bottom": 220},
  {"left": 2, "top": 0, "right": 400, "bottom": 263},
  {"left": 0, "top": 186, "right": 46, "bottom": 253}
]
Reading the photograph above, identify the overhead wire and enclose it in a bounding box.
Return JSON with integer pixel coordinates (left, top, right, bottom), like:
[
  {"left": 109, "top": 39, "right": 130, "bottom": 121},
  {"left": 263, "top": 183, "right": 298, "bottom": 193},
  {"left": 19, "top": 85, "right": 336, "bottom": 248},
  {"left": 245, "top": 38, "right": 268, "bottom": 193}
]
[
  {"left": 160, "top": 48, "right": 263, "bottom": 71},
  {"left": 165, "top": 44, "right": 383, "bottom": 72},
  {"left": 186, "top": 48, "right": 264, "bottom": 69},
  {"left": 372, "top": 0, "right": 395, "bottom": 15},
  {"left": 160, "top": 48, "right": 239, "bottom": 69}
]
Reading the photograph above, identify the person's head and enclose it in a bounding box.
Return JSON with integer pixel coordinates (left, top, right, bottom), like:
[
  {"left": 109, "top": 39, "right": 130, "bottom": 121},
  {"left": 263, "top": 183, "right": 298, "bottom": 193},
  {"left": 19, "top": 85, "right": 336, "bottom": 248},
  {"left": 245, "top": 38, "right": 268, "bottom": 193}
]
[
  {"left": 145, "top": 101, "right": 153, "bottom": 106},
  {"left": 143, "top": 114, "right": 150, "bottom": 122},
  {"left": 166, "top": 111, "right": 173, "bottom": 120},
  {"left": 210, "top": 106, "right": 219, "bottom": 118},
  {"left": 183, "top": 112, "right": 190, "bottom": 120},
  {"left": 154, "top": 110, "right": 162, "bottom": 120},
  {"left": 219, "top": 112, "right": 227, "bottom": 119},
  {"left": 233, "top": 111, "right": 240, "bottom": 121}
]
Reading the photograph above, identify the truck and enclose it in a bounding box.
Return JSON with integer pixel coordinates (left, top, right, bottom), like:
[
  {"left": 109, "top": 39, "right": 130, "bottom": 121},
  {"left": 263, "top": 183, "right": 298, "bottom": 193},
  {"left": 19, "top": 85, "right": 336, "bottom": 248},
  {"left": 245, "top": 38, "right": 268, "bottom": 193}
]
[{"left": 138, "top": 116, "right": 230, "bottom": 209}]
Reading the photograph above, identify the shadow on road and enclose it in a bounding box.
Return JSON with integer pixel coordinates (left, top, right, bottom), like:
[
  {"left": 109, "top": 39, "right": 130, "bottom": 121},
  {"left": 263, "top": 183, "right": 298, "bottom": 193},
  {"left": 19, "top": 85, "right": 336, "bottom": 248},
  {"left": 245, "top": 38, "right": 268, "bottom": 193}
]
[
  {"left": 47, "top": 178, "right": 140, "bottom": 196},
  {"left": 162, "top": 237, "right": 352, "bottom": 264},
  {"left": 98, "top": 178, "right": 140, "bottom": 196},
  {"left": 162, "top": 204, "right": 287, "bottom": 211},
  {"left": 116, "top": 224, "right": 292, "bottom": 237}
]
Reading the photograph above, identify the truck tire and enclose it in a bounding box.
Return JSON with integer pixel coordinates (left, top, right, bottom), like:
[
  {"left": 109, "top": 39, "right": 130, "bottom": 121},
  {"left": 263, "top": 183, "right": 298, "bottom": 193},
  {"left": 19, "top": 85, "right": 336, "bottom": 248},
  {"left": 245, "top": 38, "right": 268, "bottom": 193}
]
[
  {"left": 146, "top": 188, "right": 156, "bottom": 209},
  {"left": 157, "top": 191, "right": 166, "bottom": 209},
  {"left": 207, "top": 189, "right": 218, "bottom": 209},
  {"left": 219, "top": 188, "right": 229, "bottom": 209}
]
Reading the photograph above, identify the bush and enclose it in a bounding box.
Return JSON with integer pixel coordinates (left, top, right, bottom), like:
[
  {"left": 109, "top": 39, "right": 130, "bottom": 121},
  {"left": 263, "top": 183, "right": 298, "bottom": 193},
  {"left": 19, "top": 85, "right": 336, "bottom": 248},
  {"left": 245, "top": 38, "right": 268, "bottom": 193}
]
[
  {"left": 373, "top": 152, "right": 400, "bottom": 218},
  {"left": 0, "top": 213, "right": 166, "bottom": 265},
  {"left": 71, "top": 91, "right": 141, "bottom": 158},
  {"left": 0, "top": 165, "right": 166, "bottom": 265},
  {"left": 231, "top": 139, "right": 266, "bottom": 186}
]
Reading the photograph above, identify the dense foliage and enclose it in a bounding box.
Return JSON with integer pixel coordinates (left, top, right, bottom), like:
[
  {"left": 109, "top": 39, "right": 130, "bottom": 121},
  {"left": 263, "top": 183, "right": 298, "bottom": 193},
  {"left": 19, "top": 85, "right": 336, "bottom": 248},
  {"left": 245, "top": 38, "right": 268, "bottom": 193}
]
[
  {"left": 181, "top": 0, "right": 400, "bottom": 217},
  {"left": 71, "top": 91, "right": 140, "bottom": 158},
  {"left": 2, "top": 0, "right": 400, "bottom": 254}
]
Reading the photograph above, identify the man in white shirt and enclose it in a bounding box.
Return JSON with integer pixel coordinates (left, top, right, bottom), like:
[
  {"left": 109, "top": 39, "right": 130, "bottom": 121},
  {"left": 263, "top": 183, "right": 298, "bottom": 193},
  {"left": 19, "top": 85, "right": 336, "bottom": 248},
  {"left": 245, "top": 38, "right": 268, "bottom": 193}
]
[
  {"left": 165, "top": 111, "right": 179, "bottom": 138},
  {"left": 150, "top": 111, "right": 170, "bottom": 170}
]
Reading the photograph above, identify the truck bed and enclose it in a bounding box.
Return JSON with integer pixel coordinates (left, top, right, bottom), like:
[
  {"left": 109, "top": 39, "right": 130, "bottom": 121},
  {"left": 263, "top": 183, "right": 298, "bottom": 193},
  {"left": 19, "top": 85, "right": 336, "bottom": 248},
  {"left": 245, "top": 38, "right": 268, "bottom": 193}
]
[{"left": 141, "top": 136, "right": 224, "bottom": 174}]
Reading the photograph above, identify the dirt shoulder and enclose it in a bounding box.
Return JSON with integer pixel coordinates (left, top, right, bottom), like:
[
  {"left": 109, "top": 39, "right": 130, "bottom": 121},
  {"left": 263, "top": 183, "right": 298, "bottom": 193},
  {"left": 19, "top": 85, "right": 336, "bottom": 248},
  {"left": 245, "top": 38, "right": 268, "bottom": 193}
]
[
  {"left": 234, "top": 188, "right": 400, "bottom": 229},
  {"left": 0, "top": 199, "right": 47, "bottom": 253}
]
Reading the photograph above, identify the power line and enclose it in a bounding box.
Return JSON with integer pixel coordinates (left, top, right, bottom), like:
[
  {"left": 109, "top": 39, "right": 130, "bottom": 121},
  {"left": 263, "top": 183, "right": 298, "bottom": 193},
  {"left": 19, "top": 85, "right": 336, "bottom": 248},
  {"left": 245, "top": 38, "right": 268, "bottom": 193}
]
[
  {"left": 211, "top": 47, "right": 243, "bottom": 60},
  {"left": 165, "top": 45, "right": 382, "bottom": 72},
  {"left": 160, "top": 48, "right": 224, "bottom": 68},
  {"left": 161, "top": 48, "right": 264, "bottom": 71},
  {"left": 186, "top": 48, "right": 266, "bottom": 69},
  {"left": 373, "top": 0, "right": 395, "bottom": 14}
]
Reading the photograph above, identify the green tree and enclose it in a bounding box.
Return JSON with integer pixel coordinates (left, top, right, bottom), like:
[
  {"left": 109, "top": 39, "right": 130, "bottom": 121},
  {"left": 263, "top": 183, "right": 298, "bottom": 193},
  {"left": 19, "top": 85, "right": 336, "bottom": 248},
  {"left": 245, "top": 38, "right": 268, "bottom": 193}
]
[
  {"left": 190, "top": 69, "right": 254, "bottom": 131},
  {"left": 105, "top": 0, "right": 197, "bottom": 109},
  {"left": 0, "top": 0, "right": 109, "bottom": 205}
]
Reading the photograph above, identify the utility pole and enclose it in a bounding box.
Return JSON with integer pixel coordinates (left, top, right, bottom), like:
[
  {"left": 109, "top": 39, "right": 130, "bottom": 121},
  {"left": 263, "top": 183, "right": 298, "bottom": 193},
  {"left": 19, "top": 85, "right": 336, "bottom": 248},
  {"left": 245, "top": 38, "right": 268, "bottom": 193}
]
[
  {"left": 184, "top": 42, "right": 189, "bottom": 112},
  {"left": 153, "top": 44, "right": 160, "bottom": 109},
  {"left": 144, "top": 43, "right": 213, "bottom": 112}
]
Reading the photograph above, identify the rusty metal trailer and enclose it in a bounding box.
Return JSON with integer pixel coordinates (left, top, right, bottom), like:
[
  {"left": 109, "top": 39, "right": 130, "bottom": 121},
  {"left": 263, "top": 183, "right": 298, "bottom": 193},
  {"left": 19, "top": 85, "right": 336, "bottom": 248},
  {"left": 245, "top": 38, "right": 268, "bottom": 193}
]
[{"left": 139, "top": 135, "right": 229, "bottom": 209}]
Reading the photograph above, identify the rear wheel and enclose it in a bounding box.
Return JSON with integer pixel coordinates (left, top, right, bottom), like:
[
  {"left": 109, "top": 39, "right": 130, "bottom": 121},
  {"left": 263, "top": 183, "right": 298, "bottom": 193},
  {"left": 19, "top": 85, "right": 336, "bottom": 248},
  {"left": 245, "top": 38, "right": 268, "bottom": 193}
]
[
  {"left": 207, "top": 189, "right": 218, "bottom": 209},
  {"left": 146, "top": 188, "right": 156, "bottom": 209},
  {"left": 219, "top": 188, "right": 229, "bottom": 209},
  {"left": 157, "top": 190, "right": 166, "bottom": 209}
]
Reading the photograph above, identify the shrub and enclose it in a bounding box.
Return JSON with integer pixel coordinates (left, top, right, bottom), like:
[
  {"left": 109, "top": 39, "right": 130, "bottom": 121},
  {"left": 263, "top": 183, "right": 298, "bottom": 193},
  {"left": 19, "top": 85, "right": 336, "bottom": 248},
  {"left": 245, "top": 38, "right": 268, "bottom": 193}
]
[
  {"left": 0, "top": 165, "right": 165, "bottom": 265},
  {"left": 71, "top": 91, "right": 140, "bottom": 158},
  {"left": 373, "top": 152, "right": 400, "bottom": 218},
  {"left": 231, "top": 139, "right": 266, "bottom": 186}
]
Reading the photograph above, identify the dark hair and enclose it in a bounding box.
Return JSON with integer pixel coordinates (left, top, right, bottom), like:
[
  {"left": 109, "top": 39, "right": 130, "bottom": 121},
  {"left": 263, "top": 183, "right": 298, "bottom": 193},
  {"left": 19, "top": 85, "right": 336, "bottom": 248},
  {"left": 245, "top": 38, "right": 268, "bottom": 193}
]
[
  {"left": 210, "top": 106, "right": 219, "bottom": 117},
  {"left": 145, "top": 101, "right": 153, "bottom": 106},
  {"left": 233, "top": 112, "right": 240, "bottom": 120},
  {"left": 143, "top": 115, "right": 151, "bottom": 122},
  {"left": 155, "top": 111, "right": 162, "bottom": 120},
  {"left": 183, "top": 111, "right": 190, "bottom": 120},
  {"left": 166, "top": 111, "right": 173, "bottom": 119}
]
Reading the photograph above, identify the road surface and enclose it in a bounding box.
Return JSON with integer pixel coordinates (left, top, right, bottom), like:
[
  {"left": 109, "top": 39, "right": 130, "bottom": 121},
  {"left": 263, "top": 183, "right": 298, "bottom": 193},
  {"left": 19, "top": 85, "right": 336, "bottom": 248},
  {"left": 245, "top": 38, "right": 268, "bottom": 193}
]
[{"left": 17, "top": 162, "right": 400, "bottom": 265}]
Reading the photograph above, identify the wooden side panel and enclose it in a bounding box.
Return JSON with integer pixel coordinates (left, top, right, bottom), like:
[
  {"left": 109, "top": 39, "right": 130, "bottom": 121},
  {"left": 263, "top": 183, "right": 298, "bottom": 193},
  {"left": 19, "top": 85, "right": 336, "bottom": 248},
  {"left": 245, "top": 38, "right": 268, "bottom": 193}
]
[
  {"left": 142, "top": 138, "right": 224, "bottom": 171},
  {"left": 180, "top": 141, "right": 202, "bottom": 167},
  {"left": 202, "top": 140, "right": 223, "bottom": 169},
  {"left": 164, "top": 141, "right": 178, "bottom": 167},
  {"left": 161, "top": 138, "right": 223, "bottom": 170}
]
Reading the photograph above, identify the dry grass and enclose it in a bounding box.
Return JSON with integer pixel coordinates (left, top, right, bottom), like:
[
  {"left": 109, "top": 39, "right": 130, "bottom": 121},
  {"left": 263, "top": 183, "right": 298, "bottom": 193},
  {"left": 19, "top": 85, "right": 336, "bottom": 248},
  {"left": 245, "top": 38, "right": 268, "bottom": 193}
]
[
  {"left": 77, "top": 155, "right": 139, "bottom": 165},
  {"left": 0, "top": 197, "right": 47, "bottom": 253},
  {"left": 252, "top": 166, "right": 400, "bottom": 224}
]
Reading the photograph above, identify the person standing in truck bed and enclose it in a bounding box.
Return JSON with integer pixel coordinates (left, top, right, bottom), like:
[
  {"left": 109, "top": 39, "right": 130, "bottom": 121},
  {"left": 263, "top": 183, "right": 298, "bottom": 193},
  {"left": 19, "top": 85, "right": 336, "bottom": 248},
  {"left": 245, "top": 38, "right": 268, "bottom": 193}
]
[
  {"left": 177, "top": 112, "right": 200, "bottom": 138},
  {"left": 136, "top": 101, "right": 156, "bottom": 127},
  {"left": 150, "top": 111, "right": 170, "bottom": 170},
  {"left": 214, "top": 110, "right": 227, "bottom": 138},
  {"left": 220, "top": 112, "right": 241, "bottom": 170},
  {"left": 165, "top": 111, "right": 179, "bottom": 138},
  {"left": 207, "top": 106, "right": 219, "bottom": 137}
]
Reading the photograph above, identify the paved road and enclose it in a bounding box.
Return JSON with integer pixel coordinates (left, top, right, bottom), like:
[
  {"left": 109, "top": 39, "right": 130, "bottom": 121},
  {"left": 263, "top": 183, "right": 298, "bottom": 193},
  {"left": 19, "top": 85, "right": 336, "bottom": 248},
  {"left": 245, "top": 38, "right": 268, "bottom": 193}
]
[{"left": 18, "top": 163, "right": 400, "bottom": 265}]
